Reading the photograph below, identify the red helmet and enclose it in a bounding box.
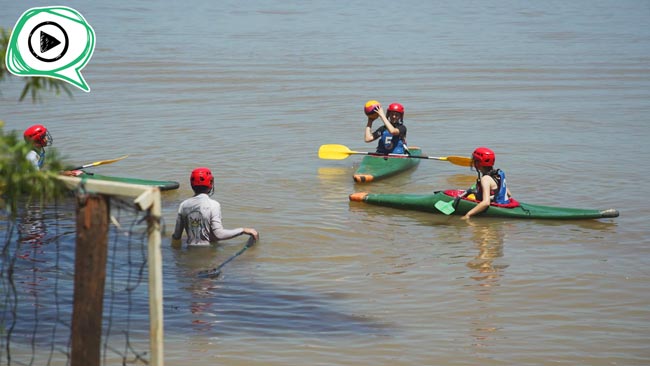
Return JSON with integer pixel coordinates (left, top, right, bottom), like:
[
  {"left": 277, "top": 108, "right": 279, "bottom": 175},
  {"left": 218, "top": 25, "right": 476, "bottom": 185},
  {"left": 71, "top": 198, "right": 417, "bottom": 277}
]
[
  {"left": 190, "top": 167, "right": 214, "bottom": 189},
  {"left": 23, "top": 124, "right": 52, "bottom": 147},
  {"left": 387, "top": 103, "right": 404, "bottom": 122},
  {"left": 387, "top": 103, "right": 404, "bottom": 115},
  {"left": 472, "top": 147, "right": 495, "bottom": 168}
]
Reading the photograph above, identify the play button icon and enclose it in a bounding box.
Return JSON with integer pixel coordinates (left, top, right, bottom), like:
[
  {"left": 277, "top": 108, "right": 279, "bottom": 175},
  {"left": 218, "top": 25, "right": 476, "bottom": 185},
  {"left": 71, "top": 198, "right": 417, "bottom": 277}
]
[
  {"left": 6, "top": 6, "right": 96, "bottom": 92},
  {"left": 28, "top": 21, "right": 68, "bottom": 62},
  {"left": 40, "top": 31, "right": 61, "bottom": 53}
]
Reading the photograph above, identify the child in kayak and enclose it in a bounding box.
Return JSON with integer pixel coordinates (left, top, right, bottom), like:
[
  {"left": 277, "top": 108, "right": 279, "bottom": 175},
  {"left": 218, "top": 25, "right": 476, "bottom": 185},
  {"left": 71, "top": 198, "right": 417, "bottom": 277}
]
[
  {"left": 171, "top": 167, "right": 258, "bottom": 248},
  {"left": 462, "top": 147, "right": 513, "bottom": 220},
  {"left": 23, "top": 124, "right": 53, "bottom": 170},
  {"left": 23, "top": 124, "right": 84, "bottom": 176},
  {"left": 364, "top": 102, "right": 408, "bottom": 154}
]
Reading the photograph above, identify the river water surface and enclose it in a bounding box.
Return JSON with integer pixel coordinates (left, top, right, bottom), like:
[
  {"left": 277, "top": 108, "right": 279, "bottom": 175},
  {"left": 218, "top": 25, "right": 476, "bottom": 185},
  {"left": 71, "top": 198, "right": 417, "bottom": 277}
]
[{"left": 1, "top": 1, "right": 649, "bottom": 365}]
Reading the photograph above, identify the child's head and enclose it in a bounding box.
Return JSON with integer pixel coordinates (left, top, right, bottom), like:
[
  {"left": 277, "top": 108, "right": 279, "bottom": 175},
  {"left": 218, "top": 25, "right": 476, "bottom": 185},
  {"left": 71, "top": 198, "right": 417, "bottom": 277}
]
[
  {"left": 190, "top": 167, "right": 214, "bottom": 194},
  {"left": 386, "top": 102, "right": 404, "bottom": 124},
  {"left": 24, "top": 124, "right": 53, "bottom": 148},
  {"left": 472, "top": 147, "right": 495, "bottom": 172}
]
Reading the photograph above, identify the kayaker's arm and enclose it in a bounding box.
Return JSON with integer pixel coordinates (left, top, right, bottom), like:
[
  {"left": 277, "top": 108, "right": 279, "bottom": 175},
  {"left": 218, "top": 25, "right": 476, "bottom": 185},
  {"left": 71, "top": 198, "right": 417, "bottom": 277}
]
[
  {"left": 171, "top": 213, "right": 184, "bottom": 248},
  {"left": 376, "top": 106, "right": 400, "bottom": 135},
  {"left": 400, "top": 125, "right": 409, "bottom": 154},
  {"left": 462, "top": 176, "right": 496, "bottom": 219},
  {"left": 364, "top": 117, "right": 377, "bottom": 142},
  {"left": 209, "top": 207, "right": 259, "bottom": 241}
]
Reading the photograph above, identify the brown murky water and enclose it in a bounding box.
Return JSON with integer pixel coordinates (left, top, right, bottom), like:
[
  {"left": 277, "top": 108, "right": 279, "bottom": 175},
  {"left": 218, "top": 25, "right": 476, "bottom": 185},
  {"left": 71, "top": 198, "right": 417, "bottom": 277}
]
[{"left": 2, "top": 1, "right": 649, "bottom": 364}]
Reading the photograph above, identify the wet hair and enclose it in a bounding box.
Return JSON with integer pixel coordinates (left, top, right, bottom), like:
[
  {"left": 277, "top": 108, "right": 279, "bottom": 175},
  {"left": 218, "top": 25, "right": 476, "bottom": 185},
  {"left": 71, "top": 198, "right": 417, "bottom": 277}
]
[{"left": 192, "top": 185, "right": 211, "bottom": 194}]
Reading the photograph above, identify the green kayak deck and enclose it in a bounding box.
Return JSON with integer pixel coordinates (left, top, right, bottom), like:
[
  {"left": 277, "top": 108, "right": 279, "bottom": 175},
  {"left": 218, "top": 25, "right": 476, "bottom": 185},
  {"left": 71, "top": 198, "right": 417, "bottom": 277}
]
[
  {"left": 353, "top": 147, "right": 422, "bottom": 183},
  {"left": 349, "top": 190, "right": 619, "bottom": 220},
  {"left": 80, "top": 173, "right": 179, "bottom": 191}
]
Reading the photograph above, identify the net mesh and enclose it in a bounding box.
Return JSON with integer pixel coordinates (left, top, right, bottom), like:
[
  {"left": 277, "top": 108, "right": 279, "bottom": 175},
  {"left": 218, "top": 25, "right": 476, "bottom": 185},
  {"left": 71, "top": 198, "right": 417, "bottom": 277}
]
[{"left": 1, "top": 193, "right": 155, "bottom": 366}]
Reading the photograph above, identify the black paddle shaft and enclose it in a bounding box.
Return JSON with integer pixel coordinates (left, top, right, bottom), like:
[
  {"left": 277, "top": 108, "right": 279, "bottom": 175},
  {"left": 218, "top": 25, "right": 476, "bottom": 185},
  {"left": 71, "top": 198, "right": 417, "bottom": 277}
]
[{"left": 197, "top": 237, "right": 256, "bottom": 278}]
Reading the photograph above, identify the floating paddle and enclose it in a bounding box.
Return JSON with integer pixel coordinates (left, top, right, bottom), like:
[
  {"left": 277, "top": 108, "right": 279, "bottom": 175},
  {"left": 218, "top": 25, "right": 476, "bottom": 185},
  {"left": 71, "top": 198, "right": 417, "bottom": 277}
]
[
  {"left": 70, "top": 155, "right": 129, "bottom": 170},
  {"left": 197, "top": 236, "right": 256, "bottom": 279},
  {"left": 318, "top": 144, "right": 471, "bottom": 167},
  {"left": 434, "top": 190, "right": 472, "bottom": 215}
]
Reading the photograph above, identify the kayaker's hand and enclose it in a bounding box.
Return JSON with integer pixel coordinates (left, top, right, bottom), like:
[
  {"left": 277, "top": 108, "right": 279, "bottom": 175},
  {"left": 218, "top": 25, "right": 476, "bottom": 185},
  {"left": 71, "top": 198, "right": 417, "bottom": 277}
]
[
  {"left": 461, "top": 214, "right": 471, "bottom": 220},
  {"left": 367, "top": 104, "right": 380, "bottom": 120},
  {"left": 376, "top": 106, "right": 386, "bottom": 119},
  {"left": 243, "top": 228, "right": 259, "bottom": 241},
  {"left": 61, "top": 169, "right": 83, "bottom": 176}
]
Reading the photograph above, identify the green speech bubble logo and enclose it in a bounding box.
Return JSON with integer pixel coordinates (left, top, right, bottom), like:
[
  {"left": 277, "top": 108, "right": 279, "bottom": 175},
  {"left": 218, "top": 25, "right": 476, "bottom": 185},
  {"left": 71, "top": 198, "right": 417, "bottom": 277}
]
[{"left": 5, "top": 6, "right": 96, "bottom": 92}]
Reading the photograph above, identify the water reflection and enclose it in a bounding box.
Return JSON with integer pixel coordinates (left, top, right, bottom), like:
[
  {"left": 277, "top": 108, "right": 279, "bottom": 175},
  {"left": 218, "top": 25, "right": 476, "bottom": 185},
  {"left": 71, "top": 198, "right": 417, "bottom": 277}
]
[
  {"left": 466, "top": 221, "right": 508, "bottom": 284},
  {"left": 1, "top": 203, "right": 76, "bottom": 363},
  {"left": 14, "top": 204, "right": 71, "bottom": 303},
  {"left": 169, "top": 245, "right": 223, "bottom": 332},
  {"left": 316, "top": 166, "right": 353, "bottom": 203},
  {"left": 316, "top": 166, "right": 350, "bottom": 182},
  {"left": 465, "top": 220, "right": 509, "bottom": 349}
]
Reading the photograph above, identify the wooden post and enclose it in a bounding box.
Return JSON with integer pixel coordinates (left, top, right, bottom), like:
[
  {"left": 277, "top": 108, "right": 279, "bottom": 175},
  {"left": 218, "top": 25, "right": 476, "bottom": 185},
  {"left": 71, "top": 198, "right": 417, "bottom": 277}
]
[
  {"left": 70, "top": 194, "right": 109, "bottom": 366},
  {"left": 136, "top": 187, "right": 165, "bottom": 366}
]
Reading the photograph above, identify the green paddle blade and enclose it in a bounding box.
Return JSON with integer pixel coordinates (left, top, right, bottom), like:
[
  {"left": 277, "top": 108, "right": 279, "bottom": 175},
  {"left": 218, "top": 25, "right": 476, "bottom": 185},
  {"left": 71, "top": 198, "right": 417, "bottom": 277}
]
[{"left": 434, "top": 200, "right": 456, "bottom": 215}]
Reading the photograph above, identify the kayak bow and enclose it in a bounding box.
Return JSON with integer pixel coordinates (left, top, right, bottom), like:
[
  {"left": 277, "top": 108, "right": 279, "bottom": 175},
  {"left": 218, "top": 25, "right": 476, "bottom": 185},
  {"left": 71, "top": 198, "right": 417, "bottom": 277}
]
[{"left": 353, "top": 147, "right": 422, "bottom": 183}]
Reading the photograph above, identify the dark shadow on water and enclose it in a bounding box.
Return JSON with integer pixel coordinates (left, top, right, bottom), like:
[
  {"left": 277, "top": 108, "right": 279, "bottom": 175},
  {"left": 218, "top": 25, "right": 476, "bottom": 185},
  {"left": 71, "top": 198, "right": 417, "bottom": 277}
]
[
  {"left": 165, "top": 246, "right": 394, "bottom": 338},
  {"left": 169, "top": 279, "right": 393, "bottom": 337}
]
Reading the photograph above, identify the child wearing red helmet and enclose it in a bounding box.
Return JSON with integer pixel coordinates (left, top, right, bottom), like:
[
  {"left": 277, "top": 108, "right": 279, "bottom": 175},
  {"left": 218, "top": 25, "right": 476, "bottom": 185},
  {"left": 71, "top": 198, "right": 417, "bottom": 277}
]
[
  {"left": 364, "top": 102, "right": 409, "bottom": 154},
  {"left": 171, "top": 167, "right": 259, "bottom": 247},
  {"left": 23, "top": 124, "right": 53, "bottom": 170},
  {"left": 462, "top": 147, "right": 513, "bottom": 220}
]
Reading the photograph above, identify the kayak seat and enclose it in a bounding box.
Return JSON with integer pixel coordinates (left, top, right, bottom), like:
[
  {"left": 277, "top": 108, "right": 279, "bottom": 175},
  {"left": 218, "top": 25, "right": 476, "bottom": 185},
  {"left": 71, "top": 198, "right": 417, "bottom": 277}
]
[{"left": 443, "top": 189, "right": 521, "bottom": 208}]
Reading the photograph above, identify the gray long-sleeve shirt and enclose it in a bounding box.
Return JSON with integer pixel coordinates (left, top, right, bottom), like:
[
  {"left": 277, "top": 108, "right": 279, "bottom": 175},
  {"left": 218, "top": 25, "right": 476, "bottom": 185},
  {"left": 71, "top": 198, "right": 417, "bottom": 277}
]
[{"left": 171, "top": 193, "right": 244, "bottom": 246}]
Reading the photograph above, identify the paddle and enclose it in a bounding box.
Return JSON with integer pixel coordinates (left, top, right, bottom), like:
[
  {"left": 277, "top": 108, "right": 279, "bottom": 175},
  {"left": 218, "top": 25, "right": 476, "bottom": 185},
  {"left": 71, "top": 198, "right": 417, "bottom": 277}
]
[
  {"left": 434, "top": 190, "right": 472, "bottom": 215},
  {"left": 318, "top": 144, "right": 471, "bottom": 167},
  {"left": 70, "top": 155, "right": 129, "bottom": 170},
  {"left": 197, "top": 236, "right": 256, "bottom": 279}
]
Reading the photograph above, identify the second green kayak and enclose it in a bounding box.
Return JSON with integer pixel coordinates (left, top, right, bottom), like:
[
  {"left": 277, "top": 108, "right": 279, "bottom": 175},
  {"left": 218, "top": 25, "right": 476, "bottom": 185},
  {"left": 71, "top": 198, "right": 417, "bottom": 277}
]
[
  {"left": 353, "top": 147, "right": 422, "bottom": 183},
  {"left": 79, "top": 173, "right": 180, "bottom": 191},
  {"left": 349, "top": 190, "right": 619, "bottom": 220}
]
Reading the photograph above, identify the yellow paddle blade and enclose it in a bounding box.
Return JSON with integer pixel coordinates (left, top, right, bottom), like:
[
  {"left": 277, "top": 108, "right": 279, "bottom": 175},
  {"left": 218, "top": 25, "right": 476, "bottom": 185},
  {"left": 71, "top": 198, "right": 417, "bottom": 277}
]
[
  {"left": 73, "top": 155, "right": 130, "bottom": 170},
  {"left": 318, "top": 144, "right": 355, "bottom": 160},
  {"left": 445, "top": 156, "right": 472, "bottom": 167},
  {"left": 89, "top": 155, "right": 129, "bottom": 167}
]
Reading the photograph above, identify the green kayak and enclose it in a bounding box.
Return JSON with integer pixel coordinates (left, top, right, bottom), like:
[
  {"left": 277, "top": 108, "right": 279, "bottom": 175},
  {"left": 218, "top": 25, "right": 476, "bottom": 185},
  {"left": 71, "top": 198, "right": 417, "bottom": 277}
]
[
  {"left": 79, "top": 173, "right": 179, "bottom": 191},
  {"left": 353, "top": 147, "right": 422, "bottom": 183},
  {"left": 349, "top": 190, "right": 619, "bottom": 220}
]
